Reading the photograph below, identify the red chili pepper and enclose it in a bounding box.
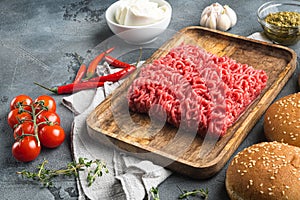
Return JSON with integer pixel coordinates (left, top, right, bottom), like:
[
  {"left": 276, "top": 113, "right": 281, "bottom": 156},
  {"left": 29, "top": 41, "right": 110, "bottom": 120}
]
[
  {"left": 34, "top": 81, "right": 105, "bottom": 94},
  {"left": 105, "top": 55, "right": 132, "bottom": 68},
  {"left": 85, "top": 47, "right": 115, "bottom": 80},
  {"left": 73, "top": 64, "right": 87, "bottom": 84},
  {"left": 87, "top": 65, "right": 136, "bottom": 83}
]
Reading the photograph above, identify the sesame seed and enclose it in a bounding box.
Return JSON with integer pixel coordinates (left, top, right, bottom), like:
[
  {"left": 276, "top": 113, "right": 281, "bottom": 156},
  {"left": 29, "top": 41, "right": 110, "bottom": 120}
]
[
  {"left": 270, "top": 176, "right": 275, "bottom": 180},
  {"left": 260, "top": 191, "right": 264, "bottom": 194}
]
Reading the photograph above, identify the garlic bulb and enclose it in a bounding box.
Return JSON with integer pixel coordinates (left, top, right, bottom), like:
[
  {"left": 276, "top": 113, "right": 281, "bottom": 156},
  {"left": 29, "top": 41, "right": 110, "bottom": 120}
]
[{"left": 200, "top": 3, "right": 237, "bottom": 31}]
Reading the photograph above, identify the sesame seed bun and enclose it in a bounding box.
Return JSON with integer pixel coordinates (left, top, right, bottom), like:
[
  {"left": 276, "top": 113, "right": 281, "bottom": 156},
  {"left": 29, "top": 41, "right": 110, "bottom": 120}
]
[
  {"left": 264, "top": 92, "right": 300, "bottom": 147},
  {"left": 226, "top": 141, "right": 300, "bottom": 200}
]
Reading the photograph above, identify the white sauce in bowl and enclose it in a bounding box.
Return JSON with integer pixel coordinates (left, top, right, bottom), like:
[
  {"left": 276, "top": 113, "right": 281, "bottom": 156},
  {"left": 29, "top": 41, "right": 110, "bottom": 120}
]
[{"left": 115, "top": 0, "right": 169, "bottom": 26}]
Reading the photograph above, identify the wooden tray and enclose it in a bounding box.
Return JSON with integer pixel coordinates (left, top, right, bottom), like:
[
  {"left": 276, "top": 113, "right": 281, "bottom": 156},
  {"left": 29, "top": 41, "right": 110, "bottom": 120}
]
[{"left": 86, "top": 26, "right": 297, "bottom": 179}]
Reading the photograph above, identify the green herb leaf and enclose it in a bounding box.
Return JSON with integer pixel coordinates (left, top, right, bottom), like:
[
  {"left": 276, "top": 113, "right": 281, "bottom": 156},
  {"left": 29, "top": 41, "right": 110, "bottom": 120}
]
[{"left": 150, "top": 187, "right": 160, "bottom": 200}]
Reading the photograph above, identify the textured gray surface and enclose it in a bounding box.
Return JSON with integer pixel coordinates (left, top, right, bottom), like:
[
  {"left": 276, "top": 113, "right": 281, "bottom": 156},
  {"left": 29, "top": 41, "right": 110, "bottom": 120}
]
[{"left": 0, "top": 0, "right": 299, "bottom": 199}]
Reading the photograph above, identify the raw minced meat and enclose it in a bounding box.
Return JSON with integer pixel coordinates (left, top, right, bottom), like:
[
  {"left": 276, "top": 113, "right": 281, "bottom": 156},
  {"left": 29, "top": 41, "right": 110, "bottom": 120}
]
[{"left": 127, "top": 44, "right": 268, "bottom": 137}]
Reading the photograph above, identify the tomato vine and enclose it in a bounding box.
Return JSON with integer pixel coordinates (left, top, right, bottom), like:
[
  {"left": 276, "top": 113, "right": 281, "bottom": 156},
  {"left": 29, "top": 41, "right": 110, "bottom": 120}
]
[{"left": 8, "top": 94, "right": 65, "bottom": 162}]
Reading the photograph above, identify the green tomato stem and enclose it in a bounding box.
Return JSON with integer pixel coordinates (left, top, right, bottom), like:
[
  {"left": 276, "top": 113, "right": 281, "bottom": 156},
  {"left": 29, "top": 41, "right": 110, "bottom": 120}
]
[{"left": 31, "top": 104, "right": 41, "bottom": 147}]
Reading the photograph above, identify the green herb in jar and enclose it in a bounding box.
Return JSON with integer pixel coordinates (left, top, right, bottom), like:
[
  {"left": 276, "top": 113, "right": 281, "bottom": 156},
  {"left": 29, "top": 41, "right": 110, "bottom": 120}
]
[{"left": 265, "top": 11, "right": 300, "bottom": 27}]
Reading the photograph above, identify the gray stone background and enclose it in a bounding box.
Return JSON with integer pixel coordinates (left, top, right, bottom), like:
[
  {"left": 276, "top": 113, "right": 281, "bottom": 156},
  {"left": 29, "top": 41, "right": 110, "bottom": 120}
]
[{"left": 0, "top": 0, "right": 299, "bottom": 199}]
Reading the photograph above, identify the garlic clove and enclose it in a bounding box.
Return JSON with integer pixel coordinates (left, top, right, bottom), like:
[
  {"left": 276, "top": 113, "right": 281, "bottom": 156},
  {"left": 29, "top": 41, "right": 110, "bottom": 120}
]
[
  {"left": 211, "top": 2, "right": 224, "bottom": 15},
  {"left": 224, "top": 5, "right": 237, "bottom": 27},
  {"left": 200, "top": 13, "right": 208, "bottom": 26},
  {"left": 206, "top": 13, "right": 217, "bottom": 30},
  {"left": 201, "top": 6, "right": 211, "bottom": 18},
  {"left": 216, "top": 13, "right": 231, "bottom": 31}
]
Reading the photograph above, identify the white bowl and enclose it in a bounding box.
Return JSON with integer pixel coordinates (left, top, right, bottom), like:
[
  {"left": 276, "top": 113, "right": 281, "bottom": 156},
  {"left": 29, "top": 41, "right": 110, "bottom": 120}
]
[{"left": 105, "top": 0, "right": 172, "bottom": 45}]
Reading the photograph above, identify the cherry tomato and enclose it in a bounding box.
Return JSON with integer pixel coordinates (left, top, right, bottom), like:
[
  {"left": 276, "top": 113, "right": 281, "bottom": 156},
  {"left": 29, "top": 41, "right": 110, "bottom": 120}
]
[
  {"left": 12, "top": 136, "right": 41, "bottom": 162},
  {"left": 34, "top": 95, "right": 56, "bottom": 113},
  {"left": 38, "top": 125, "right": 65, "bottom": 148},
  {"left": 13, "top": 121, "right": 35, "bottom": 139},
  {"left": 36, "top": 111, "right": 60, "bottom": 128},
  {"left": 10, "top": 94, "right": 33, "bottom": 111},
  {"left": 7, "top": 109, "right": 32, "bottom": 129}
]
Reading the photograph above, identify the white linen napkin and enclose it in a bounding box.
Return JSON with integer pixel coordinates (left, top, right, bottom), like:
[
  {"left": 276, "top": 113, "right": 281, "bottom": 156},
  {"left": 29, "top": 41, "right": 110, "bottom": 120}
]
[
  {"left": 62, "top": 63, "right": 171, "bottom": 200},
  {"left": 247, "top": 32, "right": 271, "bottom": 43}
]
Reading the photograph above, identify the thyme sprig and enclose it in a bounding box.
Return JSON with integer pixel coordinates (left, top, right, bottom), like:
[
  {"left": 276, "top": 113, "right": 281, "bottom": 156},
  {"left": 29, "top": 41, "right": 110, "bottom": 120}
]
[
  {"left": 16, "top": 157, "right": 108, "bottom": 187},
  {"left": 150, "top": 187, "right": 160, "bottom": 200},
  {"left": 149, "top": 186, "right": 209, "bottom": 200},
  {"left": 178, "top": 187, "right": 209, "bottom": 199}
]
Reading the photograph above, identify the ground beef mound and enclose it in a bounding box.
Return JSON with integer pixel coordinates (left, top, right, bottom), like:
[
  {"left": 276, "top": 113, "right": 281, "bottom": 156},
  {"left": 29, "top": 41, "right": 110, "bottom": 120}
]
[{"left": 127, "top": 44, "right": 268, "bottom": 137}]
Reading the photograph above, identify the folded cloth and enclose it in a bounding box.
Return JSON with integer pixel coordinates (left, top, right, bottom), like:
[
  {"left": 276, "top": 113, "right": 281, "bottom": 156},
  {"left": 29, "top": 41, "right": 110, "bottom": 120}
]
[
  {"left": 62, "top": 65, "right": 171, "bottom": 200},
  {"left": 247, "top": 32, "right": 271, "bottom": 43}
]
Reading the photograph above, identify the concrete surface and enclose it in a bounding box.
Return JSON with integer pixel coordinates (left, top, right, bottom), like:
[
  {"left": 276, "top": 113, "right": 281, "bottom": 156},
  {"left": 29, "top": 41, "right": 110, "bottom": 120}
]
[{"left": 0, "top": 0, "right": 299, "bottom": 199}]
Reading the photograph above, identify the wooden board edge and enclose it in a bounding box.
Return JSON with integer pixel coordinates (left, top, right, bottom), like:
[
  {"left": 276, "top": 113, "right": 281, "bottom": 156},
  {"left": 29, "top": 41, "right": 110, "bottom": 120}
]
[{"left": 183, "top": 26, "right": 298, "bottom": 57}]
